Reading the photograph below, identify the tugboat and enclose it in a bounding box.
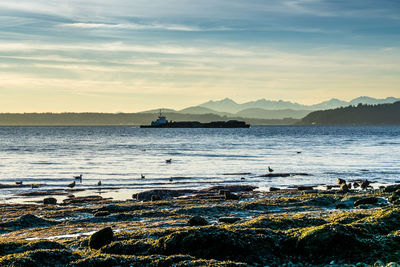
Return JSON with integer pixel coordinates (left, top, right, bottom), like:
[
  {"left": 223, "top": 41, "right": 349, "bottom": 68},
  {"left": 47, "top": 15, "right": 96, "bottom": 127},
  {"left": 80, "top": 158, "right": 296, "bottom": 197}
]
[{"left": 140, "top": 110, "right": 250, "bottom": 128}]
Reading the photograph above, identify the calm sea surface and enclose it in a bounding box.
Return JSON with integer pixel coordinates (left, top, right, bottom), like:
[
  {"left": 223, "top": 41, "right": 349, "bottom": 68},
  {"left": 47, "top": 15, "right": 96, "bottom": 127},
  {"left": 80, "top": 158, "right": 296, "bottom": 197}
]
[{"left": 0, "top": 126, "right": 400, "bottom": 202}]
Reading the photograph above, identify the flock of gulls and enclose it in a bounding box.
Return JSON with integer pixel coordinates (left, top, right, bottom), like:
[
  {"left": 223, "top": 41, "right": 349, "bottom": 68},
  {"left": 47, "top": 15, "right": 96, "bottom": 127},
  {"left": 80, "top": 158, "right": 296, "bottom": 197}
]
[
  {"left": 14, "top": 158, "right": 284, "bottom": 190},
  {"left": 15, "top": 158, "right": 176, "bottom": 189}
]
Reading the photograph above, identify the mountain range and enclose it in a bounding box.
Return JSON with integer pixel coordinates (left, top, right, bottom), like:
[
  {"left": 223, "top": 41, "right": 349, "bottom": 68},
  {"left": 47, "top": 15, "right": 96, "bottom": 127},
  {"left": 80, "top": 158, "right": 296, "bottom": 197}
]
[{"left": 141, "top": 96, "right": 400, "bottom": 120}]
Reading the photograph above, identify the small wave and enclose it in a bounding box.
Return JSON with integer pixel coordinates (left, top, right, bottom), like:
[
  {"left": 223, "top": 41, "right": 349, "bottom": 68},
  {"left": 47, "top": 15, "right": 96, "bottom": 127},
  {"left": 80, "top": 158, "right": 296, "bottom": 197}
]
[{"left": 30, "top": 162, "right": 61, "bottom": 165}]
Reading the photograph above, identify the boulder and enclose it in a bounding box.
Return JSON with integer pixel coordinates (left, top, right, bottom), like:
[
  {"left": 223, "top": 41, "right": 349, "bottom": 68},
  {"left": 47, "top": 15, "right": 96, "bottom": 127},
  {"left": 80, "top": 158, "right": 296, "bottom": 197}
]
[
  {"left": 89, "top": 227, "right": 114, "bottom": 250},
  {"left": 337, "top": 178, "right": 346, "bottom": 185},
  {"left": 43, "top": 197, "right": 57, "bottom": 205},
  {"left": 188, "top": 216, "right": 209, "bottom": 226}
]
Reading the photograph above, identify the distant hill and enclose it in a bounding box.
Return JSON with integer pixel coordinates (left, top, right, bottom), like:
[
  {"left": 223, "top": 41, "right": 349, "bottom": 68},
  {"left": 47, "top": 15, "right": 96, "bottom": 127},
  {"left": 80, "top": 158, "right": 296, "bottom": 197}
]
[
  {"left": 298, "top": 101, "right": 400, "bottom": 125},
  {"left": 198, "top": 96, "right": 400, "bottom": 113},
  {"left": 236, "top": 108, "right": 311, "bottom": 120},
  {"left": 0, "top": 112, "right": 298, "bottom": 126}
]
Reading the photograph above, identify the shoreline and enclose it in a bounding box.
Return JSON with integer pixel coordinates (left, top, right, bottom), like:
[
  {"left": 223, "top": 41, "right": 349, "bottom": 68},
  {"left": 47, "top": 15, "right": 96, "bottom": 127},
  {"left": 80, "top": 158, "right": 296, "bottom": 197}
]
[{"left": 1, "top": 182, "right": 400, "bottom": 266}]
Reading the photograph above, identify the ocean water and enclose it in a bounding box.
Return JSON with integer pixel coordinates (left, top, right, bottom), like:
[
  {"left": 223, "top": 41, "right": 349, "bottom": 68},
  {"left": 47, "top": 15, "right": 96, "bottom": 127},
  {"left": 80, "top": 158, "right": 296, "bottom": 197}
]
[{"left": 0, "top": 126, "right": 400, "bottom": 202}]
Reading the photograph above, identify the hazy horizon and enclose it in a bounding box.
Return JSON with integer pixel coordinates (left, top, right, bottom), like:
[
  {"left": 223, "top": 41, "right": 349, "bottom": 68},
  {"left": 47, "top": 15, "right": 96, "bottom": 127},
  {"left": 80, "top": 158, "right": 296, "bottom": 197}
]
[{"left": 1, "top": 1, "right": 399, "bottom": 112}]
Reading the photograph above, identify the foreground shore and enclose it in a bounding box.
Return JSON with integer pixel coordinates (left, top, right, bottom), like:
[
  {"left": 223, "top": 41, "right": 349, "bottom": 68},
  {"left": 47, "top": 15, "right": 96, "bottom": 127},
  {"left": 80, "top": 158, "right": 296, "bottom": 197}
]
[{"left": 1, "top": 183, "right": 400, "bottom": 266}]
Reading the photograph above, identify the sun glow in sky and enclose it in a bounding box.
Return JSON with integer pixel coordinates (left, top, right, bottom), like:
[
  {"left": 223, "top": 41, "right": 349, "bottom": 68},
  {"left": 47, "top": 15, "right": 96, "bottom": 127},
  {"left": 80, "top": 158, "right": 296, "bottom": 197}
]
[{"left": 0, "top": 0, "right": 399, "bottom": 112}]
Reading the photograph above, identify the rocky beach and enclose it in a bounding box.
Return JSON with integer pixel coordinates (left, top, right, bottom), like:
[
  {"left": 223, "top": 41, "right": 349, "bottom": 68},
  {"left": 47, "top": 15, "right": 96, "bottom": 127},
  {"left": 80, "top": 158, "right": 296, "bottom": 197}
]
[{"left": 1, "top": 181, "right": 400, "bottom": 266}]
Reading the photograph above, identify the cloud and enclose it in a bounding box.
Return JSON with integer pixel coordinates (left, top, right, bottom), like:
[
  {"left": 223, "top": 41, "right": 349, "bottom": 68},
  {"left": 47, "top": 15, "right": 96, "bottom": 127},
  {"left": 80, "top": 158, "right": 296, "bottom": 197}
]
[{"left": 59, "top": 22, "right": 230, "bottom": 32}]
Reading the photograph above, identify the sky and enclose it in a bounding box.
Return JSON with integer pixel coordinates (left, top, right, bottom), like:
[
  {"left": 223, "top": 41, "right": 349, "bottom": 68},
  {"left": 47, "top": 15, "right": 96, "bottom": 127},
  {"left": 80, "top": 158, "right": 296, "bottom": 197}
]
[{"left": 0, "top": 0, "right": 400, "bottom": 112}]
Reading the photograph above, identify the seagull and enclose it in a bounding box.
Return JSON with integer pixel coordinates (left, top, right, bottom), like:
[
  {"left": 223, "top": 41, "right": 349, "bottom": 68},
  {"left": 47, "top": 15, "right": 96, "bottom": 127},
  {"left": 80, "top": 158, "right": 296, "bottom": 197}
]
[
  {"left": 97, "top": 180, "right": 102, "bottom": 186},
  {"left": 67, "top": 181, "right": 76, "bottom": 188},
  {"left": 141, "top": 174, "right": 145, "bottom": 179},
  {"left": 361, "top": 180, "right": 370, "bottom": 190},
  {"left": 15, "top": 181, "right": 23, "bottom": 185},
  {"left": 268, "top": 166, "right": 274, "bottom": 173},
  {"left": 169, "top": 177, "right": 173, "bottom": 182},
  {"left": 166, "top": 159, "right": 172, "bottom": 164},
  {"left": 73, "top": 174, "right": 82, "bottom": 179}
]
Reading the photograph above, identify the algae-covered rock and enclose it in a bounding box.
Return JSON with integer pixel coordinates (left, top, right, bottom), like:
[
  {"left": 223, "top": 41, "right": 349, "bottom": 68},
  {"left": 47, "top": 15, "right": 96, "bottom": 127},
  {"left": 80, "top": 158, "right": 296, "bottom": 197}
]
[
  {"left": 70, "top": 254, "right": 248, "bottom": 266},
  {"left": 200, "top": 185, "right": 257, "bottom": 193},
  {"left": 244, "top": 215, "right": 327, "bottom": 230},
  {"left": 188, "top": 216, "right": 209, "bottom": 226},
  {"left": 354, "top": 197, "right": 379, "bottom": 206},
  {"left": 94, "top": 211, "right": 110, "bottom": 217},
  {"left": 43, "top": 197, "right": 57, "bottom": 205},
  {"left": 0, "top": 214, "right": 58, "bottom": 230},
  {"left": 133, "top": 189, "right": 195, "bottom": 201},
  {"left": 384, "top": 185, "right": 400, "bottom": 193},
  {"left": 156, "top": 226, "right": 278, "bottom": 264},
  {"left": 0, "top": 249, "right": 80, "bottom": 266},
  {"left": 89, "top": 227, "right": 114, "bottom": 249},
  {"left": 297, "top": 223, "right": 366, "bottom": 262},
  {"left": 224, "top": 191, "right": 240, "bottom": 200},
  {"left": 218, "top": 217, "right": 241, "bottom": 224},
  {"left": 101, "top": 240, "right": 154, "bottom": 255}
]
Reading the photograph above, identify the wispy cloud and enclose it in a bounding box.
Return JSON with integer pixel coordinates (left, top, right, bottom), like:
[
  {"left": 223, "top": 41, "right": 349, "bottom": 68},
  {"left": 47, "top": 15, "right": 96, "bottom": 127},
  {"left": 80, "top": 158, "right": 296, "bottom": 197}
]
[{"left": 59, "top": 22, "right": 230, "bottom": 32}]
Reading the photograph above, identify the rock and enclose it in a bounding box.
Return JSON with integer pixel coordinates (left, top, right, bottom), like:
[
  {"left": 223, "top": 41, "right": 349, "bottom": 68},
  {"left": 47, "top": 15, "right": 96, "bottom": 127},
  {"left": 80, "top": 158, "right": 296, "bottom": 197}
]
[
  {"left": 89, "top": 227, "right": 114, "bottom": 250},
  {"left": 297, "top": 224, "right": 365, "bottom": 261},
  {"left": 269, "top": 187, "right": 280, "bottom": 192},
  {"left": 218, "top": 190, "right": 229, "bottom": 195},
  {"left": 354, "top": 197, "right": 379, "bottom": 206},
  {"left": 63, "top": 195, "right": 107, "bottom": 205},
  {"left": 297, "top": 186, "right": 314, "bottom": 191},
  {"left": 96, "top": 204, "right": 131, "bottom": 213},
  {"left": 43, "top": 197, "right": 57, "bottom": 205},
  {"left": 337, "top": 178, "right": 346, "bottom": 185},
  {"left": 0, "top": 214, "right": 57, "bottom": 229},
  {"left": 302, "top": 190, "right": 319, "bottom": 194},
  {"left": 336, "top": 199, "right": 354, "bottom": 209},
  {"left": 151, "top": 195, "right": 162, "bottom": 201},
  {"left": 224, "top": 191, "right": 239, "bottom": 200},
  {"left": 156, "top": 226, "right": 277, "bottom": 263},
  {"left": 201, "top": 185, "right": 257, "bottom": 193},
  {"left": 353, "top": 182, "right": 360, "bottom": 188},
  {"left": 188, "top": 216, "right": 209, "bottom": 226},
  {"left": 94, "top": 211, "right": 110, "bottom": 217},
  {"left": 259, "top": 173, "right": 290, "bottom": 177},
  {"left": 0, "top": 249, "right": 80, "bottom": 266},
  {"left": 218, "top": 217, "right": 241, "bottom": 224},
  {"left": 133, "top": 189, "right": 195, "bottom": 201},
  {"left": 384, "top": 184, "right": 400, "bottom": 193}
]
